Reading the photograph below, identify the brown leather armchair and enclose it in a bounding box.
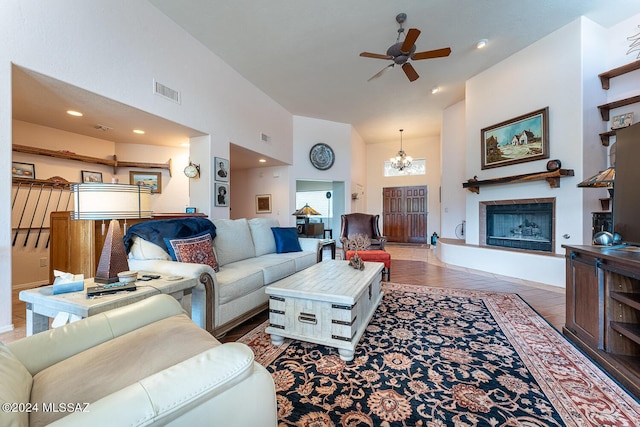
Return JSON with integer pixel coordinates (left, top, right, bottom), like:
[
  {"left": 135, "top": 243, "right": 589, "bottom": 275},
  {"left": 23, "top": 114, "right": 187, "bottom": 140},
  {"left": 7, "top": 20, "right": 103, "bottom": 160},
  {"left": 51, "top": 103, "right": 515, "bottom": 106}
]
[{"left": 340, "top": 213, "right": 387, "bottom": 257}]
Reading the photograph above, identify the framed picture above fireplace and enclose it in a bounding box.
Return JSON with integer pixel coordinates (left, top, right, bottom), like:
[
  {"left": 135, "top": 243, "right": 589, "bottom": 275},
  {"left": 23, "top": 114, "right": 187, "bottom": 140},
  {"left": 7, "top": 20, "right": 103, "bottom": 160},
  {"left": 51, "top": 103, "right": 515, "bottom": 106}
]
[{"left": 481, "top": 107, "right": 549, "bottom": 170}]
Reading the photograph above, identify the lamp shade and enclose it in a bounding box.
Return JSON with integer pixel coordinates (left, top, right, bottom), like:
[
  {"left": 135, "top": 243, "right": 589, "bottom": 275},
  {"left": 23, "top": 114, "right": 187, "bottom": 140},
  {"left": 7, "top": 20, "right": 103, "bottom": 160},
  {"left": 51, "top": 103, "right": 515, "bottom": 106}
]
[
  {"left": 577, "top": 167, "right": 615, "bottom": 188},
  {"left": 71, "top": 183, "right": 152, "bottom": 220},
  {"left": 292, "top": 203, "right": 321, "bottom": 216}
]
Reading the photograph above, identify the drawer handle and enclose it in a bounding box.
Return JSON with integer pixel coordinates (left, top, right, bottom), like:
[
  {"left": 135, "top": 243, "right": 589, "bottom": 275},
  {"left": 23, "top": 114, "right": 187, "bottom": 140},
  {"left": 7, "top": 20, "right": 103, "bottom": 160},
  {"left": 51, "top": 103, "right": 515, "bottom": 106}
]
[{"left": 298, "top": 313, "right": 317, "bottom": 325}]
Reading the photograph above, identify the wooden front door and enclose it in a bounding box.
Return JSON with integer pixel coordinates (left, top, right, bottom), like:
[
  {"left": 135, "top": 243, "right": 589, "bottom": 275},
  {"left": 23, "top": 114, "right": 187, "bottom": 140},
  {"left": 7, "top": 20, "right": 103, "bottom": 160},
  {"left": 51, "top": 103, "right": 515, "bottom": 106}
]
[{"left": 382, "top": 186, "right": 428, "bottom": 243}]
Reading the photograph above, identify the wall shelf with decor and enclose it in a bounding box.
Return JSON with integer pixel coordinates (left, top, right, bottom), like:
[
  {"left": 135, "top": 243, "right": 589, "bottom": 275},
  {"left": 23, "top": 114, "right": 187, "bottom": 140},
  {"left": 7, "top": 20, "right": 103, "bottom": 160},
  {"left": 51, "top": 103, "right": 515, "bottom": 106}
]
[
  {"left": 462, "top": 168, "right": 574, "bottom": 194},
  {"left": 12, "top": 144, "right": 172, "bottom": 176},
  {"left": 596, "top": 61, "right": 640, "bottom": 146}
]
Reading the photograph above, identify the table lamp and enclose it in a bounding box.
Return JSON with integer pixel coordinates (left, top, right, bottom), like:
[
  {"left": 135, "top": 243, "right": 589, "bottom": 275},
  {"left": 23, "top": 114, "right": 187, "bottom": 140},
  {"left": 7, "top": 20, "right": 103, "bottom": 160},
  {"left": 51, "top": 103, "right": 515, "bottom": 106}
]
[{"left": 71, "top": 183, "right": 152, "bottom": 284}]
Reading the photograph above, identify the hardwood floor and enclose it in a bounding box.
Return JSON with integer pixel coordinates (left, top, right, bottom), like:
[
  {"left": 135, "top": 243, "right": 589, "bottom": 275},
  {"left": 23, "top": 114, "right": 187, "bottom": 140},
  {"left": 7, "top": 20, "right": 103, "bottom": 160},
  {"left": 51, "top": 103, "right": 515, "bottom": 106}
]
[{"left": 0, "top": 244, "right": 566, "bottom": 344}]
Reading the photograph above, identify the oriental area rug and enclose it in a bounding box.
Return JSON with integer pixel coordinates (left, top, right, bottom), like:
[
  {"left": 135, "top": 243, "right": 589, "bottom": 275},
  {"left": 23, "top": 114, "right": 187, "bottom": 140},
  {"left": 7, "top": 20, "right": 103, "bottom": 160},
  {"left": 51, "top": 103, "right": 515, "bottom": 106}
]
[{"left": 238, "top": 283, "right": 640, "bottom": 427}]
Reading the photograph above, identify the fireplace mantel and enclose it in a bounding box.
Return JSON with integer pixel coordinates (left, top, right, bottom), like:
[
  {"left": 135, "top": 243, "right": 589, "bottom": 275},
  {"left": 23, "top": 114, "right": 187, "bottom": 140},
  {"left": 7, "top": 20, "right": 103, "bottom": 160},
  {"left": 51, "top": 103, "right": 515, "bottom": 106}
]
[{"left": 463, "top": 168, "right": 574, "bottom": 194}]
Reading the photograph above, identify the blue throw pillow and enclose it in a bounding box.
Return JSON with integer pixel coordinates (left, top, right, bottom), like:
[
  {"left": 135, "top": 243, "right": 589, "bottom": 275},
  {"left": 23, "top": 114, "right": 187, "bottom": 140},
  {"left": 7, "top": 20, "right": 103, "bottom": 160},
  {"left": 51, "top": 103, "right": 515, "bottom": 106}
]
[{"left": 271, "top": 227, "right": 302, "bottom": 253}]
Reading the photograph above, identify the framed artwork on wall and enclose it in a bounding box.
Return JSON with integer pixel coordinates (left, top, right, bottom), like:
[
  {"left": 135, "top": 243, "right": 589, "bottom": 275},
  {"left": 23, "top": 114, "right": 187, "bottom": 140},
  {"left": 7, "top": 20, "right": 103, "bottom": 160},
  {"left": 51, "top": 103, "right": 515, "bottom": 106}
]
[
  {"left": 214, "top": 157, "right": 229, "bottom": 182},
  {"left": 12, "top": 162, "right": 35, "bottom": 179},
  {"left": 129, "top": 171, "right": 162, "bottom": 193},
  {"left": 256, "top": 194, "right": 272, "bottom": 214},
  {"left": 81, "top": 170, "right": 103, "bottom": 183},
  {"left": 215, "top": 183, "right": 229, "bottom": 207},
  {"left": 481, "top": 107, "right": 549, "bottom": 170}
]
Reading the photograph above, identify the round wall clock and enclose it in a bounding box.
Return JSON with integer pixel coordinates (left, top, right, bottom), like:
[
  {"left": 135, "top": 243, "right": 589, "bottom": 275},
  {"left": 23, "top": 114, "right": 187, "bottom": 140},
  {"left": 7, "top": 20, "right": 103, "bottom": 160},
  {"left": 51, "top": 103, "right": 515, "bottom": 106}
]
[
  {"left": 309, "top": 143, "right": 335, "bottom": 170},
  {"left": 183, "top": 162, "right": 200, "bottom": 178}
]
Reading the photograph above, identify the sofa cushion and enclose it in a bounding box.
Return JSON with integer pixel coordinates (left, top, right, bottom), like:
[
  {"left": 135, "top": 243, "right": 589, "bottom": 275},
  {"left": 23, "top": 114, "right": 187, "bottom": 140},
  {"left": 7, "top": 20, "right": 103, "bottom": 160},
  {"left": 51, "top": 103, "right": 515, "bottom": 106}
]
[
  {"left": 0, "top": 343, "right": 32, "bottom": 427},
  {"left": 164, "top": 232, "right": 219, "bottom": 272},
  {"left": 128, "top": 236, "right": 172, "bottom": 261},
  {"left": 248, "top": 218, "right": 279, "bottom": 256},
  {"left": 273, "top": 250, "right": 318, "bottom": 272},
  {"left": 216, "top": 262, "right": 265, "bottom": 305},
  {"left": 271, "top": 227, "right": 302, "bottom": 253},
  {"left": 252, "top": 254, "right": 296, "bottom": 284},
  {"left": 212, "top": 219, "right": 256, "bottom": 266},
  {"left": 29, "top": 314, "right": 218, "bottom": 427}
]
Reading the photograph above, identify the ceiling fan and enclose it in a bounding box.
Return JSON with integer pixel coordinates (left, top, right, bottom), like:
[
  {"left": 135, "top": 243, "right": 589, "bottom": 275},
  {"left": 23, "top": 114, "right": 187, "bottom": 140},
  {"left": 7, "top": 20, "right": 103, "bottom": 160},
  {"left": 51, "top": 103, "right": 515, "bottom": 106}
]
[{"left": 359, "top": 13, "right": 452, "bottom": 82}]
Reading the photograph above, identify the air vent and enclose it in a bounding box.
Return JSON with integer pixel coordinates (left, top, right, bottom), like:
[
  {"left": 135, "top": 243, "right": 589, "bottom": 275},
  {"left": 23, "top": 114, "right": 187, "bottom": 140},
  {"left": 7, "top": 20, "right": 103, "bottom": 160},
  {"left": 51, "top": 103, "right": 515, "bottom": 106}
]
[
  {"left": 260, "top": 132, "right": 271, "bottom": 144},
  {"left": 153, "top": 80, "right": 181, "bottom": 104}
]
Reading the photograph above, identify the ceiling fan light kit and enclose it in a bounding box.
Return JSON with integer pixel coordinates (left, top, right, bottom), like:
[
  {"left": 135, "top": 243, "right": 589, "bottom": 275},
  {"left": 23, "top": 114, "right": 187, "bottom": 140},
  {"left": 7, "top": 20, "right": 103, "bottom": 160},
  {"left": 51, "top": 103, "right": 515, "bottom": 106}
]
[
  {"left": 359, "top": 12, "right": 452, "bottom": 82},
  {"left": 390, "top": 129, "right": 413, "bottom": 171}
]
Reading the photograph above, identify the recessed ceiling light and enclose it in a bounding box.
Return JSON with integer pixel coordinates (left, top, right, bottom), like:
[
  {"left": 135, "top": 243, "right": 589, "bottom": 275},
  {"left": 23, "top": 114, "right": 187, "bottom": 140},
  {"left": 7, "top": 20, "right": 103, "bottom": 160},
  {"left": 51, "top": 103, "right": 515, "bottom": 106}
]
[
  {"left": 259, "top": 159, "right": 266, "bottom": 163},
  {"left": 431, "top": 86, "right": 440, "bottom": 94},
  {"left": 476, "top": 39, "right": 488, "bottom": 49},
  {"left": 133, "top": 129, "right": 145, "bottom": 135},
  {"left": 67, "top": 110, "right": 83, "bottom": 117}
]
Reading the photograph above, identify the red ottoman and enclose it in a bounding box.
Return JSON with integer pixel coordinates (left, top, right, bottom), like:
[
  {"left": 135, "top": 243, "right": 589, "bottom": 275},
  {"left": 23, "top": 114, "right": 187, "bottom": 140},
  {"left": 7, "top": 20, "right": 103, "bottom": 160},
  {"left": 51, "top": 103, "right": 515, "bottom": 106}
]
[{"left": 345, "top": 250, "right": 391, "bottom": 281}]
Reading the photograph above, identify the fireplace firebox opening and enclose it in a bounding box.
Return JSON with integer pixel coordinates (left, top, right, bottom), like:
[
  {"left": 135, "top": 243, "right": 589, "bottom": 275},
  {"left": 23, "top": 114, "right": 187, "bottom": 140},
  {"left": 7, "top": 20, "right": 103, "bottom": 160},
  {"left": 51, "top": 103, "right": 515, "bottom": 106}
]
[{"left": 480, "top": 198, "right": 555, "bottom": 253}]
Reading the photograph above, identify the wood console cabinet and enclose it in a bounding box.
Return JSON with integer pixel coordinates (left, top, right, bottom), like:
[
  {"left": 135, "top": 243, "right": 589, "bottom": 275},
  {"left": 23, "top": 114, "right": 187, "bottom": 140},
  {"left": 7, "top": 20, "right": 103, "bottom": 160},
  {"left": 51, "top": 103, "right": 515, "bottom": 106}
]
[
  {"left": 49, "top": 211, "right": 207, "bottom": 284},
  {"left": 563, "top": 244, "right": 640, "bottom": 398}
]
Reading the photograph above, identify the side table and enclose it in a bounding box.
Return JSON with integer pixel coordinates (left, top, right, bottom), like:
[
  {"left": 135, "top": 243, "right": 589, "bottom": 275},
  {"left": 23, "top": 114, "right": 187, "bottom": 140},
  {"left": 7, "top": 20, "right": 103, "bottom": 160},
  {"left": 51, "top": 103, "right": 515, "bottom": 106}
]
[
  {"left": 19, "top": 273, "right": 198, "bottom": 336},
  {"left": 317, "top": 238, "right": 336, "bottom": 261}
]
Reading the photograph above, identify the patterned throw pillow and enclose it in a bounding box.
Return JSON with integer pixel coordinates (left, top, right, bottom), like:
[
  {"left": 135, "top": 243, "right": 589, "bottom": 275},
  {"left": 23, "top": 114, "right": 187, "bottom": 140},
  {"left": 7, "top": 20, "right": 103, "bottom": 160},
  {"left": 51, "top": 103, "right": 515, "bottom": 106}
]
[{"left": 164, "top": 232, "right": 219, "bottom": 272}]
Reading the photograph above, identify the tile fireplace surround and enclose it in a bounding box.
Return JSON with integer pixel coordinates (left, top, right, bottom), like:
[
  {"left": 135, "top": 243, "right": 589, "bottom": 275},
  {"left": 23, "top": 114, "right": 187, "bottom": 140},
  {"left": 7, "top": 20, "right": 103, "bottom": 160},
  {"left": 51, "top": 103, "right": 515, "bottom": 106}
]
[{"left": 479, "top": 198, "right": 556, "bottom": 254}]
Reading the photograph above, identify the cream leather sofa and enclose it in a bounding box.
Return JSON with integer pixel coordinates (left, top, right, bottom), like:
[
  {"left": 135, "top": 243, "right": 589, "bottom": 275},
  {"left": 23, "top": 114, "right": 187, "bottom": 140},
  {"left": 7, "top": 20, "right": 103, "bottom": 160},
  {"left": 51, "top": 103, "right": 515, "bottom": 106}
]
[
  {"left": 0, "top": 294, "right": 277, "bottom": 427},
  {"left": 128, "top": 218, "right": 321, "bottom": 337}
]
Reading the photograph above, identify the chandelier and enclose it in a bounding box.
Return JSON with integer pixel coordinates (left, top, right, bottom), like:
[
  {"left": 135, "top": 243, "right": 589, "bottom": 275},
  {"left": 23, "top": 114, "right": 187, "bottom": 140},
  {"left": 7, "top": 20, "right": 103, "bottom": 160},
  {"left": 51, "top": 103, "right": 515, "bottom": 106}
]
[{"left": 390, "top": 129, "right": 413, "bottom": 171}]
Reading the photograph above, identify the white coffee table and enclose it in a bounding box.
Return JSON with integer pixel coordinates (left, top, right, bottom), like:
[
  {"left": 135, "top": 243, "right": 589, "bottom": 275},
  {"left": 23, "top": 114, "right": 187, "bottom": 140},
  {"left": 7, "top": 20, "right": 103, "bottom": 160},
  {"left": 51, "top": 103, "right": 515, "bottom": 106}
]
[
  {"left": 265, "top": 259, "right": 384, "bottom": 361},
  {"left": 19, "top": 273, "right": 198, "bottom": 336}
]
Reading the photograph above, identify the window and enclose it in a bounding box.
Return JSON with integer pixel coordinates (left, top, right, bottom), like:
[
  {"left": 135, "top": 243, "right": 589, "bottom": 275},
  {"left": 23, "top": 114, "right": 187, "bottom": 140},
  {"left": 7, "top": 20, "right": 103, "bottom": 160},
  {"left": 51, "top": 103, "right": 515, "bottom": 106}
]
[{"left": 295, "top": 191, "right": 332, "bottom": 220}]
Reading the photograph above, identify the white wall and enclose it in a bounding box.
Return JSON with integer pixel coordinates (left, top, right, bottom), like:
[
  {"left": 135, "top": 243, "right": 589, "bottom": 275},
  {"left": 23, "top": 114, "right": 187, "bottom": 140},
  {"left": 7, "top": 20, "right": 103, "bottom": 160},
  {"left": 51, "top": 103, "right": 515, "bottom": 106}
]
[
  {"left": 231, "top": 165, "right": 291, "bottom": 224},
  {"left": 438, "top": 17, "right": 620, "bottom": 287},
  {"left": 440, "top": 101, "right": 467, "bottom": 239},
  {"left": 366, "top": 134, "right": 442, "bottom": 238},
  {"left": 0, "top": 0, "right": 294, "bottom": 331},
  {"left": 290, "top": 116, "right": 355, "bottom": 226}
]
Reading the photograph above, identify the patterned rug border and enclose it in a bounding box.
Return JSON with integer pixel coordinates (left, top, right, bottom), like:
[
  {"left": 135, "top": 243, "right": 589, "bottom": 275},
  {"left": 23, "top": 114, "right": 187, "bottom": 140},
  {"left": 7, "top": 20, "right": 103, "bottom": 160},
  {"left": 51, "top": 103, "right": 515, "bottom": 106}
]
[{"left": 239, "top": 282, "right": 640, "bottom": 426}]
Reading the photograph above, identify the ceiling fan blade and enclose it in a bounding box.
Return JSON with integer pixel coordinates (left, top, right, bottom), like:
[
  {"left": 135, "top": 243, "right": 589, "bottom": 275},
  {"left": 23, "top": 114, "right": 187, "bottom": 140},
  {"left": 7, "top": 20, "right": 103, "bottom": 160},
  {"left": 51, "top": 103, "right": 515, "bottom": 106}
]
[
  {"left": 368, "top": 64, "right": 394, "bottom": 82},
  {"left": 402, "top": 63, "right": 419, "bottom": 82},
  {"left": 401, "top": 28, "right": 421, "bottom": 53},
  {"left": 360, "top": 52, "right": 393, "bottom": 60},
  {"left": 412, "top": 47, "right": 452, "bottom": 60}
]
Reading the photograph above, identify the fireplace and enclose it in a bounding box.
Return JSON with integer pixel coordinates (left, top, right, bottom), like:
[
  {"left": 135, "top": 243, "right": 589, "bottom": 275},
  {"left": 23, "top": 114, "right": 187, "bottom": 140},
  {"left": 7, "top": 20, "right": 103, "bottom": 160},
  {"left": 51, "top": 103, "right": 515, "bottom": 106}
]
[{"left": 480, "top": 198, "right": 555, "bottom": 253}]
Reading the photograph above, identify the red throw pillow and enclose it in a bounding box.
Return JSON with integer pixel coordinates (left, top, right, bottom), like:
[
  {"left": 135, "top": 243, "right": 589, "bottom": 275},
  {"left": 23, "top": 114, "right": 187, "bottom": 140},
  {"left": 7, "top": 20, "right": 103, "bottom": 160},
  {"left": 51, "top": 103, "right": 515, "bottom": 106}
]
[{"left": 165, "top": 232, "right": 219, "bottom": 272}]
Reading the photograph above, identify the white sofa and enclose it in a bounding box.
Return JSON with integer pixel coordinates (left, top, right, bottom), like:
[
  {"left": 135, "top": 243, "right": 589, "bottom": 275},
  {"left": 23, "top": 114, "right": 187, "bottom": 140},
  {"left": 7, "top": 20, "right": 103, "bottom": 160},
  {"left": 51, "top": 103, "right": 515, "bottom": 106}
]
[
  {"left": 128, "top": 218, "right": 321, "bottom": 337},
  {"left": 0, "top": 294, "right": 277, "bottom": 427}
]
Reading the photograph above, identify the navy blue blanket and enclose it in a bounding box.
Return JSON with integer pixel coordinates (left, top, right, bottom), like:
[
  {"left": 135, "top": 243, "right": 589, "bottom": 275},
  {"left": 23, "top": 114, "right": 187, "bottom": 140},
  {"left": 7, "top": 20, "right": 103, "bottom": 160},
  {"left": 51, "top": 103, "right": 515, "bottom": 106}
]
[{"left": 123, "top": 217, "right": 216, "bottom": 254}]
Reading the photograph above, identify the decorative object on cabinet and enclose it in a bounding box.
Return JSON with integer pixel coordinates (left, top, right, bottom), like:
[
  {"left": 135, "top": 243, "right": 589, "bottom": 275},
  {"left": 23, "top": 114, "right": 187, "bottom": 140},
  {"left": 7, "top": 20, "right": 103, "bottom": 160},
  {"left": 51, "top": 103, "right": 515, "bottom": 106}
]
[
  {"left": 214, "top": 157, "right": 229, "bottom": 182},
  {"left": 71, "top": 183, "right": 152, "bottom": 284},
  {"left": 185, "top": 207, "right": 197, "bottom": 214},
  {"left": 183, "top": 161, "right": 200, "bottom": 178},
  {"left": 309, "top": 143, "right": 335, "bottom": 170},
  {"left": 129, "top": 171, "right": 162, "bottom": 193},
  {"left": 12, "top": 161, "right": 35, "bottom": 178},
  {"left": 612, "top": 112, "right": 634, "bottom": 129},
  {"left": 462, "top": 167, "right": 574, "bottom": 194},
  {"left": 256, "top": 194, "right": 271, "bottom": 214},
  {"left": 81, "top": 170, "right": 103, "bottom": 183},
  {"left": 480, "top": 107, "right": 549, "bottom": 170},
  {"left": 215, "top": 183, "right": 229, "bottom": 207},
  {"left": 12, "top": 144, "right": 172, "bottom": 175}
]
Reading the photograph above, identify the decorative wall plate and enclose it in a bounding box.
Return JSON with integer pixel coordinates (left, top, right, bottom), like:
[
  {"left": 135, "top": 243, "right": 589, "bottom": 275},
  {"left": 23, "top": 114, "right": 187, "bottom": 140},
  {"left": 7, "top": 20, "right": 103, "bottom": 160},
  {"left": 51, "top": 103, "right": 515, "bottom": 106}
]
[{"left": 309, "top": 143, "right": 335, "bottom": 170}]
